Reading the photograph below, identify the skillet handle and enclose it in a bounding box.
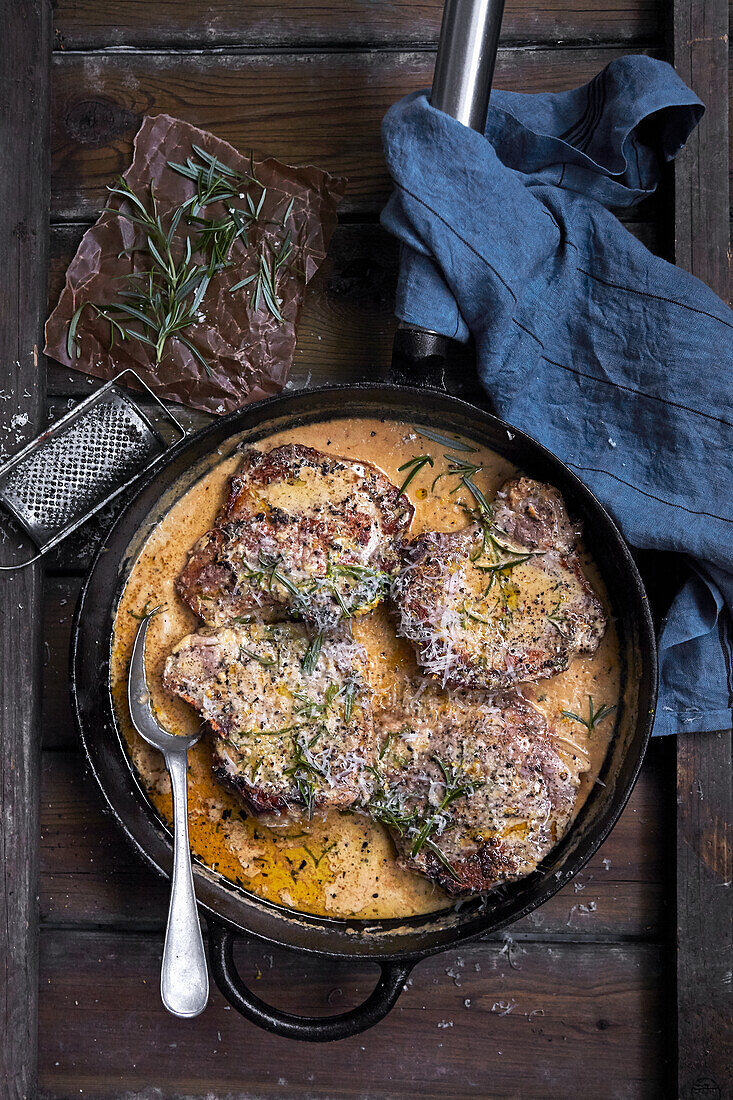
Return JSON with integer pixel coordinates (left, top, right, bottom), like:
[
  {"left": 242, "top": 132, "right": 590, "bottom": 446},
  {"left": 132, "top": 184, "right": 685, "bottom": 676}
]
[
  {"left": 389, "top": 0, "right": 505, "bottom": 378},
  {"left": 208, "top": 922, "right": 414, "bottom": 1042}
]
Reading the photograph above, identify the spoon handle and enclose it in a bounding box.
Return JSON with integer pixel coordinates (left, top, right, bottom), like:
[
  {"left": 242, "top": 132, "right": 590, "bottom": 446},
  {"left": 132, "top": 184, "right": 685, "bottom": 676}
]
[{"left": 160, "top": 748, "right": 209, "bottom": 1017}]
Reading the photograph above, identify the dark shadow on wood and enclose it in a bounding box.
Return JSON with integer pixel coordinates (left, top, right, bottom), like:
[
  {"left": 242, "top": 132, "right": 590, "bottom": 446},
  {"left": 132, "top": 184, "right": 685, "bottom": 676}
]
[{"left": 0, "top": 2, "right": 52, "bottom": 1096}]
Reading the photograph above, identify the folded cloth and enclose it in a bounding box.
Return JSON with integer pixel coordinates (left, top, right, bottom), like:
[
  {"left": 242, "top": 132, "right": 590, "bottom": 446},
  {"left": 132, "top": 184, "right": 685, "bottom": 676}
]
[{"left": 381, "top": 55, "right": 733, "bottom": 735}]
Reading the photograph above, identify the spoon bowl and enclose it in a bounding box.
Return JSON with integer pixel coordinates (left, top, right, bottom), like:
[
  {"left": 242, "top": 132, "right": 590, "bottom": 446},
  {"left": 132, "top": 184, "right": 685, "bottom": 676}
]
[{"left": 127, "top": 610, "right": 201, "bottom": 754}]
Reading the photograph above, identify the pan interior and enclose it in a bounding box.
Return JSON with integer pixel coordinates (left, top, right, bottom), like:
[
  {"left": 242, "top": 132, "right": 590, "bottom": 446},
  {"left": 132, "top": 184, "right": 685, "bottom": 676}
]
[{"left": 74, "top": 386, "right": 655, "bottom": 958}]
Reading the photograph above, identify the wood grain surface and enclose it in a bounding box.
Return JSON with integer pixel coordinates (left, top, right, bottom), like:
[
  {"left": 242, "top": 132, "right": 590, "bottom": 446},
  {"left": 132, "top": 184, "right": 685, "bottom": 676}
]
[
  {"left": 0, "top": 3, "right": 51, "bottom": 1098},
  {"left": 51, "top": 46, "right": 655, "bottom": 219},
  {"left": 673, "top": 0, "right": 731, "bottom": 302},
  {"left": 38, "top": 932, "right": 670, "bottom": 1098},
  {"left": 673, "top": 2, "right": 733, "bottom": 1098},
  {"left": 53, "top": 0, "right": 662, "bottom": 49}
]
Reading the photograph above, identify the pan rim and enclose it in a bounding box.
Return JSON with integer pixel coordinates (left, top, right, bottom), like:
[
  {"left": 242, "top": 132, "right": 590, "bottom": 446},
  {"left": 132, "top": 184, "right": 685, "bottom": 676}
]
[{"left": 71, "top": 381, "right": 657, "bottom": 961}]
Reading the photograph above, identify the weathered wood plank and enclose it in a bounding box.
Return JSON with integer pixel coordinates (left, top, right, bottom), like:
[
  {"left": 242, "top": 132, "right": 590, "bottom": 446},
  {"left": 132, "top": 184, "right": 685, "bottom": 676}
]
[
  {"left": 673, "top": 0, "right": 731, "bottom": 303},
  {"left": 673, "top": 2, "right": 733, "bottom": 1098},
  {"left": 39, "top": 746, "right": 671, "bottom": 937},
  {"left": 0, "top": 3, "right": 51, "bottom": 1097},
  {"left": 46, "top": 218, "right": 662, "bottom": 403},
  {"left": 51, "top": 46, "right": 654, "bottom": 219},
  {"left": 42, "top": 577, "right": 79, "bottom": 746},
  {"left": 53, "top": 0, "right": 662, "bottom": 50},
  {"left": 676, "top": 731, "right": 733, "bottom": 1100},
  {"left": 38, "top": 930, "right": 669, "bottom": 1098}
]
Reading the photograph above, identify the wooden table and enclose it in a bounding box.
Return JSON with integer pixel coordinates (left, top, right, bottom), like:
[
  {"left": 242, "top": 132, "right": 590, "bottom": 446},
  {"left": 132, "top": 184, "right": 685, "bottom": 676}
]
[{"left": 1, "top": 1, "right": 730, "bottom": 1096}]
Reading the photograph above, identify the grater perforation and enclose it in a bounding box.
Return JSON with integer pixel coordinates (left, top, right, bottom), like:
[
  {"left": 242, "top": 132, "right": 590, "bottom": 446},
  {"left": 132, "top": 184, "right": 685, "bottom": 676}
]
[{"left": 0, "top": 370, "right": 185, "bottom": 566}]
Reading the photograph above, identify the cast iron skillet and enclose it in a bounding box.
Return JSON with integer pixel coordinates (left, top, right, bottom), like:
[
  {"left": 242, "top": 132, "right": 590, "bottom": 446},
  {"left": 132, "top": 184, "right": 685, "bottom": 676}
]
[{"left": 71, "top": 381, "right": 657, "bottom": 1041}]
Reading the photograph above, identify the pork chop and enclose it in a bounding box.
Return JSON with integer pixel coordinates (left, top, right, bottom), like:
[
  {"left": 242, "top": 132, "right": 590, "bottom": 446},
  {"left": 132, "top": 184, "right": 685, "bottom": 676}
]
[
  {"left": 177, "top": 444, "right": 414, "bottom": 632},
  {"left": 371, "top": 689, "right": 582, "bottom": 896},
  {"left": 391, "top": 477, "right": 606, "bottom": 690},
  {"left": 163, "top": 621, "right": 375, "bottom": 819}
]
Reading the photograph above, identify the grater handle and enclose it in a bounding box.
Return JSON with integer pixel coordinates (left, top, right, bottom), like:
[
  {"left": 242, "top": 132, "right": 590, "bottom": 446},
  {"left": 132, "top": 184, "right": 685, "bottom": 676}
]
[{"left": 0, "top": 549, "right": 45, "bottom": 572}]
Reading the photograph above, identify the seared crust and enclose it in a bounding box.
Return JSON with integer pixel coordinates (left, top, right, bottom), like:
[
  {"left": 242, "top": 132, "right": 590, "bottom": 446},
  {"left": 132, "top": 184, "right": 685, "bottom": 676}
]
[
  {"left": 391, "top": 477, "right": 606, "bottom": 690},
  {"left": 373, "top": 689, "right": 581, "bottom": 896},
  {"left": 163, "top": 621, "right": 375, "bottom": 820},
  {"left": 492, "top": 476, "right": 579, "bottom": 552},
  {"left": 177, "top": 444, "right": 414, "bottom": 631}
]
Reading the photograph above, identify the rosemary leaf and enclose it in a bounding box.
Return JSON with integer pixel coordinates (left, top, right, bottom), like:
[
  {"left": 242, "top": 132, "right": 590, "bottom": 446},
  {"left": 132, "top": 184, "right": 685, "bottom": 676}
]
[
  {"left": 423, "top": 838, "right": 462, "bottom": 881},
  {"left": 301, "top": 630, "right": 325, "bottom": 675},
  {"left": 397, "top": 454, "right": 435, "bottom": 496},
  {"left": 67, "top": 303, "right": 87, "bottom": 359},
  {"left": 415, "top": 426, "right": 476, "bottom": 452}
]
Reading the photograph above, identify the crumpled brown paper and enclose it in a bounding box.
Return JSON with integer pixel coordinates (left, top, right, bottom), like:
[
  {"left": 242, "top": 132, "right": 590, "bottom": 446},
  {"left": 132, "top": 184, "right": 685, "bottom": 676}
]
[{"left": 45, "top": 114, "right": 346, "bottom": 414}]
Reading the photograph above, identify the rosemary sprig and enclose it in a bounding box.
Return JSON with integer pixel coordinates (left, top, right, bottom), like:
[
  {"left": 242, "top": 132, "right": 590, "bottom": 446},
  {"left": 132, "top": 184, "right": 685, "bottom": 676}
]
[
  {"left": 67, "top": 144, "right": 293, "bottom": 367},
  {"left": 302, "top": 839, "right": 338, "bottom": 868},
  {"left": 301, "top": 559, "right": 390, "bottom": 620},
  {"left": 369, "top": 757, "right": 483, "bottom": 868},
  {"left": 241, "top": 552, "right": 304, "bottom": 603},
  {"left": 284, "top": 735, "right": 325, "bottom": 818},
  {"left": 342, "top": 679, "right": 357, "bottom": 723},
  {"left": 239, "top": 550, "right": 388, "bottom": 625},
  {"left": 461, "top": 603, "right": 493, "bottom": 627},
  {"left": 128, "top": 599, "right": 165, "bottom": 621},
  {"left": 378, "top": 727, "right": 405, "bottom": 761},
  {"left": 80, "top": 177, "right": 222, "bottom": 374},
  {"left": 188, "top": 206, "right": 257, "bottom": 277},
  {"left": 168, "top": 144, "right": 262, "bottom": 217},
  {"left": 561, "top": 696, "right": 617, "bottom": 732},
  {"left": 292, "top": 683, "right": 338, "bottom": 721},
  {"left": 409, "top": 756, "right": 483, "bottom": 858},
  {"left": 423, "top": 837, "right": 462, "bottom": 881},
  {"left": 462, "top": 476, "right": 491, "bottom": 514},
  {"left": 431, "top": 453, "right": 490, "bottom": 514},
  {"left": 230, "top": 233, "right": 293, "bottom": 323},
  {"left": 397, "top": 454, "right": 435, "bottom": 496},
  {"left": 368, "top": 771, "right": 420, "bottom": 835},
  {"left": 67, "top": 302, "right": 129, "bottom": 360},
  {"left": 249, "top": 725, "right": 299, "bottom": 738}
]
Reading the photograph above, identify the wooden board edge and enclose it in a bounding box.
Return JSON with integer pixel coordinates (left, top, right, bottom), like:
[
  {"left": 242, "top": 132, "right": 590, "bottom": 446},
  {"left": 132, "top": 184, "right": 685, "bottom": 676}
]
[
  {"left": 672, "top": 3, "right": 732, "bottom": 1097},
  {"left": 0, "top": 2, "right": 52, "bottom": 1097}
]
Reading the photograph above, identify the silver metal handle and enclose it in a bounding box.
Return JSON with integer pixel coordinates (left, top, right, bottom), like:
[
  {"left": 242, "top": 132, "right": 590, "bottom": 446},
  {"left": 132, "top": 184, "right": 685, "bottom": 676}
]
[
  {"left": 160, "top": 749, "right": 209, "bottom": 1018},
  {"left": 431, "top": 0, "right": 505, "bottom": 131},
  {"left": 392, "top": 0, "right": 505, "bottom": 364}
]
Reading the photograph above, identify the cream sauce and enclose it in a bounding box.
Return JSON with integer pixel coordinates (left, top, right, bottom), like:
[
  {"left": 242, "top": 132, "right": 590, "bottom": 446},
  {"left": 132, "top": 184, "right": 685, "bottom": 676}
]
[{"left": 111, "top": 417, "right": 620, "bottom": 920}]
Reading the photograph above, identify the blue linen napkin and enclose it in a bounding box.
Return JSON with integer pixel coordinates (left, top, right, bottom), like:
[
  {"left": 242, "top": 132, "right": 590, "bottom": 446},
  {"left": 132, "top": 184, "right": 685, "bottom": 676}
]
[{"left": 381, "top": 55, "right": 733, "bottom": 735}]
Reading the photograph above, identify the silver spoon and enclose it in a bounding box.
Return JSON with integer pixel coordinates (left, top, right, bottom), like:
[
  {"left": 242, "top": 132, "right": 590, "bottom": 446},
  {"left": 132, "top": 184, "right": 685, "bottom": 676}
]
[{"left": 128, "top": 610, "right": 209, "bottom": 1018}]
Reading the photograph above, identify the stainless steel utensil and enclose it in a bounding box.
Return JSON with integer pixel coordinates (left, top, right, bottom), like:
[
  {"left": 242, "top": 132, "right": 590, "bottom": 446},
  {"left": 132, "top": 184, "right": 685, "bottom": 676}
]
[
  {"left": 127, "top": 610, "right": 209, "bottom": 1018},
  {"left": 0, "top": 369, "right": 185, "bottom": 570},
  {"left": 391, "top": 0, "right": 505, "bottom": 372}
]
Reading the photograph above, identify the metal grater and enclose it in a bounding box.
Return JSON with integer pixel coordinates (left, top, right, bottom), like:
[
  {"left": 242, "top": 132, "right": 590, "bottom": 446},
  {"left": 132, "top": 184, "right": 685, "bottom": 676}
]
[{"left": 0, "top": 370, "right": 186, "bottom": 569}]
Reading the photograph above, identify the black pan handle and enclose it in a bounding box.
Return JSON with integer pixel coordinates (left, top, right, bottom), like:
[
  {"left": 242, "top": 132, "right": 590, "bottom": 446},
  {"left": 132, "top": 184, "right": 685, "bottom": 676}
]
[
  {"left": 390, "top": 0, "right": 505, "bottom": 378},
  {"left": 208, "top": 922, "right": 415, "bottom": 1042}
]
